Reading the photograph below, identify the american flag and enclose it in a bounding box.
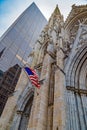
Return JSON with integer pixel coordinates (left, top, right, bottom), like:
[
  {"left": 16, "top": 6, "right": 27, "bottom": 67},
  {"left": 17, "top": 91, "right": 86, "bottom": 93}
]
[{"left": 24, "top": 67, "right": 40, "bottom": 89}]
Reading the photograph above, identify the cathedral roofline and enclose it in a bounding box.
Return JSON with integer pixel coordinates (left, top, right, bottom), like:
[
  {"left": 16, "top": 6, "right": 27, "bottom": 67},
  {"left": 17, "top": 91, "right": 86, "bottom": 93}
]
[{"left": 65, "top": 4, "right": 87, "bottom": 28}]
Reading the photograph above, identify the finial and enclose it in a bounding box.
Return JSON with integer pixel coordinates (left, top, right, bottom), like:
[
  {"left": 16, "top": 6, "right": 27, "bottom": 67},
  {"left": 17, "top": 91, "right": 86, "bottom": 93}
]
[
  {"left": 72, "top": 4, "right": 76, "bottom": 8},
  {"left": 54, "top": 4, "right": 61, "bottom": 15},
  {"left": 56, "top": 4, "right": 58, "bottom": 8}
]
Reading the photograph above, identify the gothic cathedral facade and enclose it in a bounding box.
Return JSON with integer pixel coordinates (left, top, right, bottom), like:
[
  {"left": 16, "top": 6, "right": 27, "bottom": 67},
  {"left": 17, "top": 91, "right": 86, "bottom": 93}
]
[{"left": 0, "top": 4, "right": 87, "bottom": 130}]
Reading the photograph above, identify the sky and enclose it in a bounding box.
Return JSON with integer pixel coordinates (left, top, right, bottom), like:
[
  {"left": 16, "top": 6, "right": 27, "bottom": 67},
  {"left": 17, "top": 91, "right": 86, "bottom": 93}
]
[{"left": 0, "top": 0, "right": 87, "bottom": 37}]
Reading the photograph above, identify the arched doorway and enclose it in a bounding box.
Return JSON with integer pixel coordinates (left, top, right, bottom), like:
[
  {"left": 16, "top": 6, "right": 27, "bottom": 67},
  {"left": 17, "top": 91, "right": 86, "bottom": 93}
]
[
  {"left": 10, "top": 86, "right": 34, "bottom": 130},
  {"left": 65, "top": 43, "right": 87, "bottom": 130},
  {"left": 18, "top": 95, "right": 33, "bottom": 130}
]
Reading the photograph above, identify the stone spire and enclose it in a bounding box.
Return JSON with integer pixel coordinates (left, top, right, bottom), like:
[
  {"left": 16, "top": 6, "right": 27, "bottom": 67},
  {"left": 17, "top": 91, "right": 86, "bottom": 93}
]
[
  {"left": 30, "top": 4, "right": 64, "bottom": 68},
  {"left": 28, "top": 4, "right": 65, "bottom": 130},
  {"left": 48, "top": 4, "right": 64, "bottom": 31},
  {"left": 49, "top": 4, "right": 62, "bottom": 20},
  {"left": 54, "top": 4, "right": 61, "bottom": 16}
]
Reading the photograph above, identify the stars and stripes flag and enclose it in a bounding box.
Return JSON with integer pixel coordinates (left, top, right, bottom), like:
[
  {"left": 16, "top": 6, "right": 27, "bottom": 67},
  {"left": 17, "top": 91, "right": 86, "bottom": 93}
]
[{"left": 24, "top": 67, "right": 40, "bottom": 89}]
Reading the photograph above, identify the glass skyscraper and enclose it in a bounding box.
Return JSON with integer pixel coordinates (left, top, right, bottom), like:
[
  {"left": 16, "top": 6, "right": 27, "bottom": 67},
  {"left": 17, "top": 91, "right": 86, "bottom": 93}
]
[
  {"left": 0, "top": 2, "right": 47, "bottom": 72},
  {"left": 0, "top": 2, "right": 47, "bottom": 115}
]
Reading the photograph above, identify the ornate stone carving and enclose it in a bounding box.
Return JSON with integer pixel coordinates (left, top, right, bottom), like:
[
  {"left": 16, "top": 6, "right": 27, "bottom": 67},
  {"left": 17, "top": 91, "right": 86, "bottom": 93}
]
[{"left": 79, "top": 26, "right": 87, "bottom": 44}]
